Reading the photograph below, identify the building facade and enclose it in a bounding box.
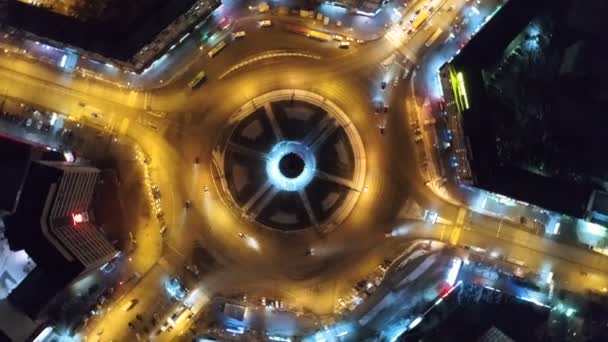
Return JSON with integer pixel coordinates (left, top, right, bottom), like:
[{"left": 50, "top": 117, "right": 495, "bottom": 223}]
[{"left": 4, "top": 160, "right": 116, "bottom": 319}]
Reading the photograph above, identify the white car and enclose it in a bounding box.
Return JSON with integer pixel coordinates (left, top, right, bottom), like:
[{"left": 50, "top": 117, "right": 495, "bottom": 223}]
[
  {"left": 393, "top": 77, "right": 399, "bottom": 86},
  {"left": 232, "top": 31, "right": 246, "bottom": 39},
  {"left": 337, "top": 41, "right": 350, "bottom": 49},
  {"left": 258, "top": 20, "right": 272, "bottom": 27},
  {"left": 332, "top": 34, "right": 344, "bottom": 41}
]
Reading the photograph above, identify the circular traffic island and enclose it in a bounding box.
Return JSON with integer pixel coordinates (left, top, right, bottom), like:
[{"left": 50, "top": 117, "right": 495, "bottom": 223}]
[
  {"left": 213, "top": 90, "right": 366, "bottom": 233},
  {"left": 279, "top": 153, "right": 305, "bottom": 179}
]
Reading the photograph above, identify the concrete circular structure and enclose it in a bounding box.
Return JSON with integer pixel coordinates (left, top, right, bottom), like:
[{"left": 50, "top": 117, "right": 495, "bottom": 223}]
[
  {"left": 279, "top": 153, "right": 304, "bottom": 179},
  {"left": 213, "top": 89, "right": 366, "bottom": 233},
  {"left": 266, "top": 141, "right": 316, "bottom": 191}
]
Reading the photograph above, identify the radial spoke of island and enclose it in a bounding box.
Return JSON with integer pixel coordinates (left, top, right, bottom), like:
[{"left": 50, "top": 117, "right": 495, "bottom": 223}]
[
  {"left": 227, "top": 141, "right": 268, "bottom": 160},
  {"left": 298, "top": 190, "right": 319, "bottom": 227},
  {"left": 310, "top": 121, "right": 338, "bottom": 151},
  {"left": 315, "top": 169, "right": 356, "bottom": 189},
  {"left": 249, "top": 185, "right": 280, "bottom": 218},
  {"left": 302, "top": 116, "right": 331, "bottom": 146},
  {"left": 243, "top": 180, "right": 273, "bottom": 213},
  {"left": 303, "top": 116, "right": 339, "bottom": 151},
  {"left": 263, "top": 103, "right": 284, "bottom": 141}
]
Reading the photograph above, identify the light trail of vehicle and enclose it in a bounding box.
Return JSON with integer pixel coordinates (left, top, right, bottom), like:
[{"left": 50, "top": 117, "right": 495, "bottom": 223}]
[{"left": 218, "top": 50, "right": 322, "bottom": 79}]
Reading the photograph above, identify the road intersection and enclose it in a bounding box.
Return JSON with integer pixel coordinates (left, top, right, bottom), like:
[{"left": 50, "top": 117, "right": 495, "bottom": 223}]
[{"left": 0, "top": 0, "right": 607, "bottom": 340}]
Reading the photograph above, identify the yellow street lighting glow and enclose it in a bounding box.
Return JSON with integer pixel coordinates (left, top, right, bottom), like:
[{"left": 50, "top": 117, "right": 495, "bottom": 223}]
[{"left": 457, "top": 72, "right": 470, "bottom": 110}]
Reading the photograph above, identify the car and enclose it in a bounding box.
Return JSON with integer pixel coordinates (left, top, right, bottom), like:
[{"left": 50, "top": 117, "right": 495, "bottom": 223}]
[
  {"left": 305, "top": 248, "right": 315, "bottom": 256},
  {"left": 160, "top": 225, "right": 168, "bottom": 235},
  {"left": 160, "top": 320, "right": 172, "bottom": 332},
  {"left": 414, "top": 128, "right": 421, "bottom": 134},
  {"left": 194, "top": 157, "right": 200, "bottom": 164},
  {"left": 393, "top": 77, "right": 399, "bottom": 86},
  {"left": 152, "top": 184, "right": 161, "bottom": 198},
  {"left": 232, "top": 31, "right": 246, "bottom": 39},
  {"left": 128, "top": 322, "right": 136, "bottom": 330},
  {"left": 345, "top": 36, "right": 354, "bottom": 42},
  {"left": 184, "top": 200, "right": 192, "bottom": 209},
  {"left": 258, "top": 20, "right": 272, "bottom": 27},
  {"left": 415, "top": 135, "right": 423, "bottom": 143},
  {"left": 122, "top": 299, "right": 139, "bottom": 312},
  {"left": 259, "top": 296, "right": 267, "bottom": 306},
  {"left": 266, "top": 298, "right": 280, "bottom": 309},
  {"left": 238, "top": 232, "right": 245, "bottom": 239},
  {"left": 332, "top": 34, "right": 344, "bottom": 41},
  {"left": 381, "top": 81, "right": 387, "bottom": 90},
  {"left": 136, "top": 314, "right": 143, "bottom": 321},
  {"left": 186, "top": 264, "right": 200, "bottom": 276},
  {"left": 337, "top": 41, "right": 350, "bottom": 49}
]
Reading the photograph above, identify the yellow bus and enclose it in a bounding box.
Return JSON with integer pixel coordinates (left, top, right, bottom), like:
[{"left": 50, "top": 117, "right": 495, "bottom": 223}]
[
  {"left": 188, "top": 70, "right": 206, "bottom": 89},
  {"left": 425, "top": 28, "right": 443, "bottom": 47},
  {"left": 412, "top": 11, "right": 429, "bottom": 30},
  {"left": 208, "top": 40, "right": 226, "bottom": 58},
  {"left": 307, "top": 30, "right": 331, "bottom": 42}
]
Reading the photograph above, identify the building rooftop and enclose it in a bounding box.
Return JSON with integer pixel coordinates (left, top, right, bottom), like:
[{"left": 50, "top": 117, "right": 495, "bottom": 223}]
[
  {"left": 441, "top": 0, "right": 607, "bottom": 218},
  {"left": 0, "top": 133, "right": 63, "bottom": 214},
  {"left": 2, "top": 159, "right": 115, "bottom": 318},
  {"left": 0, "top": 0, "right": 220, "bottom": 70},
  {"left": 0, "top": 134, "right": 33, "bottom": 214}
]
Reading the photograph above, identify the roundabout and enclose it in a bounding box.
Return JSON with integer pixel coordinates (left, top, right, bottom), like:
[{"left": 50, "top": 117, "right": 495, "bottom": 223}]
[
  {"left": 0, "top": 1, "right": 505, "bottom": 341},
  {"left": 213, "top": 89, "right": 366, "bottom": 233}
]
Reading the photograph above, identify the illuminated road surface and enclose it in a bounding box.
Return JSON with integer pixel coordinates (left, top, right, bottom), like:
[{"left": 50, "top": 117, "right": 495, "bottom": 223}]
[{"left": 0, "top": 0, "right": 606, "bottom": 340}]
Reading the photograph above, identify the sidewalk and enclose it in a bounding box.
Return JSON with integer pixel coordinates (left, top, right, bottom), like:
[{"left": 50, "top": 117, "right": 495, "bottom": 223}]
[{"left": 409, "top": 69, "right": 463, "bottom": 208}]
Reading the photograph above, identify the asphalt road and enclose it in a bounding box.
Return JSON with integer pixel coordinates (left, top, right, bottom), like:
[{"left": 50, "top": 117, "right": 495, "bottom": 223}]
[{"left": 1, "top": 0, "right": 607, "bottom": 340}]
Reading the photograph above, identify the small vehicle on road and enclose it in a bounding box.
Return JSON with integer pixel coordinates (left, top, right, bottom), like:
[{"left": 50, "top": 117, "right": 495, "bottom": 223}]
[
  {"left": 258, "top": 20, "right": 272, "bottom": 27},
  {"left": 232, "top": 31, "right": 246, "bottom": 39},
  {"left": 337, "top": 41, "right": 350, "bottom": 49},
  {"left": 122, "top": 299, "right": 139, "bottom": 312}
]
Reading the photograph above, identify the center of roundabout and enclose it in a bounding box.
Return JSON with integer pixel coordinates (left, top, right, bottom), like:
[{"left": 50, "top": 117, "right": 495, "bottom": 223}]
[
  {"left": 213, "top": 89, "right": 367, "bottom": 233},
  {"left": 267, "top": 141, "right": 315, "bottom": 190}
]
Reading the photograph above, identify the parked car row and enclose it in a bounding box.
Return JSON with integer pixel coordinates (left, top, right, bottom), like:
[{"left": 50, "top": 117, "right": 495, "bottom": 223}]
[
  {"left": 411, "top": 119, "right": 423, "bottom": 143},
  {"left": 336, "top": 259, "right": 392, "bottom": 314},
  {"left": 259, "top": 296, "right": 286, "bottom": 310}
]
